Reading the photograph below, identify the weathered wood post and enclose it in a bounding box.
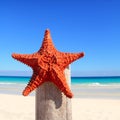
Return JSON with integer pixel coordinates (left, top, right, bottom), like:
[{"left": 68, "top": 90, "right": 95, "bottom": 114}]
[{"left": 35, "top": 66, "right": 72, "bottom": 120}]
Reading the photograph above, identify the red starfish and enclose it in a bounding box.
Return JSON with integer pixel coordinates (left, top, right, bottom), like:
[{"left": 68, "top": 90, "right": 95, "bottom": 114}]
[{"left": 12, "top": 29, "right": 84, "bottom": 98}]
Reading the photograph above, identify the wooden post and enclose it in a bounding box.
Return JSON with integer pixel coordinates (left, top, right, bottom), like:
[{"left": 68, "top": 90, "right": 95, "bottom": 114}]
[{"left": 35, "top": 66, "right": 72, "bottom": 120}]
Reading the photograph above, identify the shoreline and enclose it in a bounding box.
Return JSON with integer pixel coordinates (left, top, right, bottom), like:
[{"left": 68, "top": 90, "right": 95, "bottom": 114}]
[{"left": 1, "top": 83, "right": 120, "bottom": 99}]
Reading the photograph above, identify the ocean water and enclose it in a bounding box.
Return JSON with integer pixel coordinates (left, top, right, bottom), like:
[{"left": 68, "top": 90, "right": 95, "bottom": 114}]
[
  {"left": 72, "top": 76, "right": 120, "bottom": 86},
  {"left": 0, "top": 76, "right": 120, "bottom": 98},
  {"left": 72, "top": 77, "right": 120, "bottom": 99}
]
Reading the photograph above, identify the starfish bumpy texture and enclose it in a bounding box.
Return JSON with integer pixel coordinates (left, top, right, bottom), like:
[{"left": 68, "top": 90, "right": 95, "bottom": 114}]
[{"left": 12, "top": 29, "right": 84, "bottom": 98}]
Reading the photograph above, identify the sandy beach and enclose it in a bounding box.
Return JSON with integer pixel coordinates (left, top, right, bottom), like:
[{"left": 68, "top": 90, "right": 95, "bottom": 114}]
[{"left": 0, "top": 94, "right": 120, "bottom": 120}]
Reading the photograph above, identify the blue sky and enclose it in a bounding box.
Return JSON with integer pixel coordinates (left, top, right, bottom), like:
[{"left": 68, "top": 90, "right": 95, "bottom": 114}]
[{"left": 0, "top": 0, "right": 120, "bottom": 76}]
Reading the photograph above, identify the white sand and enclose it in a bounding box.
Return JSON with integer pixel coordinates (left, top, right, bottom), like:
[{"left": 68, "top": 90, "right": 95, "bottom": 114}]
[
  {"left": 72, "top": 98, "right": 120, "bottom": 120},
  {"left": 0, "top": 94, "right": 35, "bottom": 120},
  {"left": 0, "top": 94, "right": 120, "bottom": 120}
]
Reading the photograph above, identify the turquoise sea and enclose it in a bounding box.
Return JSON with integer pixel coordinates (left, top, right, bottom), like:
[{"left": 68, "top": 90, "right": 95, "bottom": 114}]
[{"left": 0, "top": 76, "right": 120, "bottom": 98}]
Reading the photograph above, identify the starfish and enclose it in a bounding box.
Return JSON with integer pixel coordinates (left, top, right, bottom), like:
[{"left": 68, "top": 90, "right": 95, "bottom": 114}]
[{"left": 12, "top": 29, "right": 84, "bottom": 98}]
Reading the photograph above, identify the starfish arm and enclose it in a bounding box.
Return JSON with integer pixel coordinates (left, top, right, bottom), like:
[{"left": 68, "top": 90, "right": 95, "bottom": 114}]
[
  {"left": 50, "top": 65, "right": 73, "bottom": 98},
  {"left": 38, "top": 29, "right": 56, "bottom": 52},
  {"left": 58, "top": 52, "right": 84, "bottom": 69},
  {"left": 12, "top": 53, "right": 38, "bottom": 68},
  {"left": 23, "top": 69, "right": 47, "bottom": 96}
]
